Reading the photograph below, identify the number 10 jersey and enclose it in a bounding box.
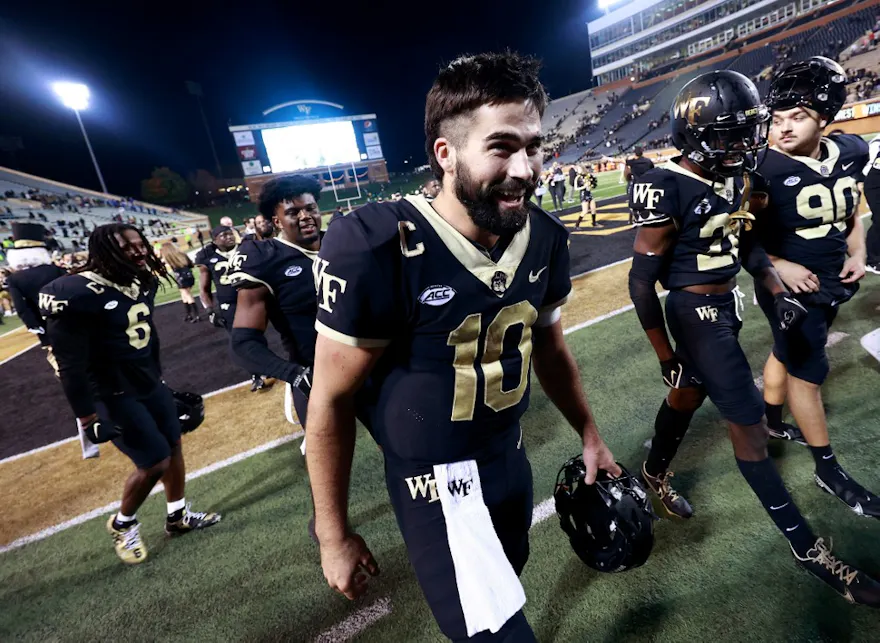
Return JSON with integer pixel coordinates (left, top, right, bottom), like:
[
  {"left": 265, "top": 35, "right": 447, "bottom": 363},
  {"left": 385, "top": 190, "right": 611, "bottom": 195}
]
[{"left": 314, "top": 195, "right": 571, "bottom": 466}]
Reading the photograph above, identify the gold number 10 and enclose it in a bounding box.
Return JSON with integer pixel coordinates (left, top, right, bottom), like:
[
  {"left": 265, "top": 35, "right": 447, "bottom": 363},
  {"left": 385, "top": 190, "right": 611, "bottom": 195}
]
[{"left": 447, "top": 300, "right": 538, "bottom": 421}]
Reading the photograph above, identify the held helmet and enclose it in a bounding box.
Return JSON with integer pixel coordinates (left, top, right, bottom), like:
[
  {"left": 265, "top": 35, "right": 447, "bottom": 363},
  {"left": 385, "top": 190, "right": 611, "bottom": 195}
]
[{"left": 765, "top": 56, "right": 848, "bottom": 122}]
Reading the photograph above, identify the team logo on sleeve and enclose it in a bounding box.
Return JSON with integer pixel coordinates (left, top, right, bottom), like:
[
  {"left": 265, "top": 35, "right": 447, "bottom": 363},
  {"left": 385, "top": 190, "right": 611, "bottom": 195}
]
[
  {"left": 313, "top": 258, "right": 348, "bottom": 313},
  {"left": 38, "top": 293, "right": 68, "bottom": 315},
  {"left": 632, "top": 183, "right": 665, "bottom": 209},
  {"left": 418, "top": 285, "right": 456, "bottom": 306}
]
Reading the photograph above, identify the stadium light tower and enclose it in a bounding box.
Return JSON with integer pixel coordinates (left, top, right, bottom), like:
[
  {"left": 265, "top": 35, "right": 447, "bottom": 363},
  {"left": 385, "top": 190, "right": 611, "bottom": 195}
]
[{"left": 52, "top": 82, "right": 108, "bottom": 194}]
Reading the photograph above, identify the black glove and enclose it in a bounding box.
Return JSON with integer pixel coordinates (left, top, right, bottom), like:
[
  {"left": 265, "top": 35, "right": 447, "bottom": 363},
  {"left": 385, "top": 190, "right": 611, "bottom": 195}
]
[
  {"left": 80, "top": 416, "right": 123, "bottom": 444},
  {"left": 773, "top": 292, "right": 808, "bottom": 331},
  {"left": 660, "top": 358, "right": 701, "bottom": 389},
  {"left": 291, "top": 365, "right": 312, "bottom": 398},
  {"left": 208, "top": 308, "right": 226, "bottom": 329}
]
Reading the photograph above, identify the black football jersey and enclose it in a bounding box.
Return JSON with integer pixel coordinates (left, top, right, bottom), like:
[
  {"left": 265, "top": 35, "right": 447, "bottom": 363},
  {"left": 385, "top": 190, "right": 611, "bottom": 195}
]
[
  {"left": 227, "top": 237, "right": 319, "bottom": 367},
  {"left": 630, "top": 159, "right": 755, "bottom": 290},
  {"left": 755, "top": 135, "right": 867, "bottom": 305},
  {"left": 194, "top": 244, "right": 238, "bottom": 305},
  {"left": 40, "top": 271, "right": 161, "bottom": 401},
  {"left": 315, "top": 195, "right": 571, "bottom": 466}
]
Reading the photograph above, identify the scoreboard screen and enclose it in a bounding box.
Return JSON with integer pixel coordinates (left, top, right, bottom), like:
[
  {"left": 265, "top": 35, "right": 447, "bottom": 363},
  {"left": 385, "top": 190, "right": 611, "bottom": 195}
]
[{"left": 230, "top": 113, "right": 384, "bottom": 177}]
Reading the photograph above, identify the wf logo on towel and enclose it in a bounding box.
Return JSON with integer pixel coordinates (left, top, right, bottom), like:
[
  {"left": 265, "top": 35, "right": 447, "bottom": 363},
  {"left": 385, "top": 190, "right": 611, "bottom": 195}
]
[{"left": 406, "top": 474, "right": 473, "bottom": 503}]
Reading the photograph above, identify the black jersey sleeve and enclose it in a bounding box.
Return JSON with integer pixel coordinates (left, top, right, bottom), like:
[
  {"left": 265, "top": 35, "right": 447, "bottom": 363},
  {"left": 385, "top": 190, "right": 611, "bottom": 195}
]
[
  {"left": 226, "top": 240, "right": 273, "bottom": 292},
  {"left": 314, "top": 210, "right": 402, "bottom": 348},
  {"left": 193, "top": 247, "right": 210, "bottom": 267},
  {"left": 39, "top": 278, "right": 96, "bottom": 418},
  {"left": 629, "top": 169, "right": 680, "bottom": 227}
]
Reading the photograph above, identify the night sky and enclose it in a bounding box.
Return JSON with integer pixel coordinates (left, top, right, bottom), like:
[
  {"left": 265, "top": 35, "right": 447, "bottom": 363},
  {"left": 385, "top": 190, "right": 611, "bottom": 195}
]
[{"left": 0, "top": 1, "right": 600, "bottom": 197}]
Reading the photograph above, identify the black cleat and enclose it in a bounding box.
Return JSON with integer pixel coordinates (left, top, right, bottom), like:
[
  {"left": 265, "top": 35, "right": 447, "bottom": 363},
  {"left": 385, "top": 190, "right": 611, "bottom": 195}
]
[
  {"left": 767, "top": 422, "right": 807, "bottom": 446},
  {"left": 641, "top": 463, "right": 694, "bottom": 519},
  {"left": 250, "top": 375, "right": 266, "bottom": 392},
  {"left": 792, "top": 538, "right": 880, "bottom": 607},
  {"left": 816, "top": 466, "right": 880, "bottom": 519},
  {"left": 165, "top": 504, "right": 222, "bottom": 537}
]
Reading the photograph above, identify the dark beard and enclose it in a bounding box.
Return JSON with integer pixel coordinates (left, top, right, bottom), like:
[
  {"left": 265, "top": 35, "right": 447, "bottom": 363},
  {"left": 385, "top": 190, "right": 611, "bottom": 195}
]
[{"left": 453, "top": 162, "right": 535, "bottom": 236}]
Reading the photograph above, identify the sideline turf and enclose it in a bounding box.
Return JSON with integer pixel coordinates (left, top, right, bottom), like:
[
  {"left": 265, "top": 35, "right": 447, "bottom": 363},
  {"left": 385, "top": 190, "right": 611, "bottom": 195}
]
[{"left": 1, "top": 275, "right": 879, "bottom": 641}]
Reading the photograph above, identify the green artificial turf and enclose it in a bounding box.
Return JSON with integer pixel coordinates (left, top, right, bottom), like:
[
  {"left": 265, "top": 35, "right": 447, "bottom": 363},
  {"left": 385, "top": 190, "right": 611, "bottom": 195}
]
[{"left": 1, "top": 276, "right": 879, "bottom": 642}]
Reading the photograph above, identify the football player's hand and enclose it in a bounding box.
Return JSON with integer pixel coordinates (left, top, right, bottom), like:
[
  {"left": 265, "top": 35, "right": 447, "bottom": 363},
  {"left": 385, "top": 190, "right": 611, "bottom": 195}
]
[
  {"left": 291, "top": 365, "right": 312, "bottom": 398},
  {"left": 208, "top": 309, "right": 225, "bottom": 328},
  {"left": 660, "top": 358, "right": 700, "bottom": 389},
  {"left": 774, "top": 292, "right": 808, "bottom": 332},
  {"left": 42, "top": 345, "right": 60, "bottom": 377},
  {"left": 78, "top": 414, "right": 122, "bottom": 444},
  {"left": 582, "top": 432, "right": 622, "bottom": 485},
  {"left": 320, "top": 532, "right": 380, "bottom": 601},
  {"left": 774, "top": 259, "right": 820, "bottom": 293},
  {"left": 839, "top": 255, "right": 866, "bottom": 284}
]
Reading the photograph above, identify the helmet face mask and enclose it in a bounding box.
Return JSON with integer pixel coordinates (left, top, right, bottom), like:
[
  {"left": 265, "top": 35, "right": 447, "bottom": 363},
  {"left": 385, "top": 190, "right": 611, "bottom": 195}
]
[
  {"left": 554, "top": 457, "right": 657, "bottom": 573},
  {"left": 170, "top": 389, "right": 205, "bottom": 434},
  {"left": 671, "top": 70, "right": 770, "bottom": 179}
]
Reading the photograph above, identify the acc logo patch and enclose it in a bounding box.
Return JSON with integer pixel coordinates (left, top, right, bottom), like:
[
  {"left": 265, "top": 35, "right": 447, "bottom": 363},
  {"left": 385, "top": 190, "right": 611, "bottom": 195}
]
[
  {"left": 285, "top": 265, "right": 303, "bottom": 277},
  {"left": 104, "top": 300, "right": 119, "bottom": 310},
  {"left": 210, "top": 257, "right": 219, "bottom": 263},
  {"left": 784, "top": 176, "right": 801, "bottom": 187},
  {"left": 418, "top": 285, "right": 456, "bottom": 307}
]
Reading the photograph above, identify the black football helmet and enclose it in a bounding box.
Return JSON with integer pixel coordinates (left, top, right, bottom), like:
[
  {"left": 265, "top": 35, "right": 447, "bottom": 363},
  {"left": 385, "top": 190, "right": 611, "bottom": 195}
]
[
  {"left": 554, "top": 456, "right": 656, "bottom": 573},
  {"left": 171, "top": 389, "right": 205, "bottom": 434},
  {"left": 765, "top": 56, "right": 848, "bottom": 121},
  {"left": 671, "top": 70, "right": 770, "bottom": 178}
]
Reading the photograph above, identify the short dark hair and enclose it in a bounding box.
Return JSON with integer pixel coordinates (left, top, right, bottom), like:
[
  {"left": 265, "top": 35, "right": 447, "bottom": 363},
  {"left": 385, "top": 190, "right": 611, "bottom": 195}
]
[
  {"left": 424, "top": 51, "right": 548, "bottom": 180},
  {"left": 258, "top": 175, "right": 322, "bottom": 218},
  {"left": 634, "top": 146, "right": 644, "bottom": 157}
]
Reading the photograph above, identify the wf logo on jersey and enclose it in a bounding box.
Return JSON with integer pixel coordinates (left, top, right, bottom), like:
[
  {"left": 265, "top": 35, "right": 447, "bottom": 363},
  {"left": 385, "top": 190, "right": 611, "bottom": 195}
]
[
  {"left": 632, "top": 183, "right": 665, "bottom": 210},
  {"left": 228, "top": 252, "right": 247, "bottom": 273},
  {"left": 695, "top": 305, "right": 719, "bottom": 322},
  {"left": 313, "top": 258, "right": 348, "bottom": 313},
  {"left": 406, "top": 473, "right": 474, "bottom": 503},
  {"left": 38, "top": 293, "right": 68, "bottom": 315}
]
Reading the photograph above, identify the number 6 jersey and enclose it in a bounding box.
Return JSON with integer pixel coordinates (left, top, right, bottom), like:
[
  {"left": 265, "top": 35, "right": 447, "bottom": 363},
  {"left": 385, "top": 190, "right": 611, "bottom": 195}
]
[
  {"left": 40, "top": 271, "right": 161, "bottom": 417},
  {"left": 754, "top": 134, "right": 867, "bottom": 306},
  {"left": 314, "top": 194, "right": 571, "bottom": 466}
]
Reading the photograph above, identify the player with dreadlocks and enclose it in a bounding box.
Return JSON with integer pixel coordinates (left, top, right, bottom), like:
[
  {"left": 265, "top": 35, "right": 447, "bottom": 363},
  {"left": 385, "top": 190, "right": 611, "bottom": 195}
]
[{"left": 40, "top": 223, "right": 221, "bottom": 565}]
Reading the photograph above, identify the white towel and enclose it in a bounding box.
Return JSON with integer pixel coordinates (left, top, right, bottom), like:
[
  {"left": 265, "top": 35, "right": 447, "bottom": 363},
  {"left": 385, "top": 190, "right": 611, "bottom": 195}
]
[{"left": 433, "top": 460, "right": 526, "bottom": 637}]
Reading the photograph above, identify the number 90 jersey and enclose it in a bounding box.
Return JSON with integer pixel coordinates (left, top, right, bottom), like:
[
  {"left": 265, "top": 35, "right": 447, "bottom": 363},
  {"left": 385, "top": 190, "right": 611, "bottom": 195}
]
[
  {"left": 314, "top": 195, "right": 571, "bottom": 466},
  {"left": 630, "top": 159, "right": 755, "bottom": 289},
  {"left": 754, "top": 135, "right": 867, "bottom": 305},
  {"left": 39, "top": 271, "right": 161, "bottom": 397}
]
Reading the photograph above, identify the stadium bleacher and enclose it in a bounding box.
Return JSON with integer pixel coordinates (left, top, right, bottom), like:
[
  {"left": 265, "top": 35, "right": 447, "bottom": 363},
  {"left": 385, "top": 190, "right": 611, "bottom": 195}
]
[
  {"left": 0, "top": 166, "right": 208, "bottom": 258},
  {"left": 545, "top": 0, "right": 880, "bottom": 166}
]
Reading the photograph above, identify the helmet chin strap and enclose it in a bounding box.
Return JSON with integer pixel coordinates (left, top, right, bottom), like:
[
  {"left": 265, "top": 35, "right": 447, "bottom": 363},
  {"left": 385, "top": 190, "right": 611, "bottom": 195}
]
[{"left": 730, "top": 173, "right": 756, "bottom": 232}]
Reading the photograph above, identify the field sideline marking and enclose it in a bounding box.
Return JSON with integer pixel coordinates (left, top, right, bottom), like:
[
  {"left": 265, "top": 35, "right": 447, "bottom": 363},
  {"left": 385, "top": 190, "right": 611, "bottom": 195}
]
[
  {"left": 0, "top": 258, "right": 644, "bottom": 560},
  {"left": 0, "top": 380, "right": 253, "bottom": 468},
  {"left": 0, "top": 429, "right": 304, "bottom": 555}
]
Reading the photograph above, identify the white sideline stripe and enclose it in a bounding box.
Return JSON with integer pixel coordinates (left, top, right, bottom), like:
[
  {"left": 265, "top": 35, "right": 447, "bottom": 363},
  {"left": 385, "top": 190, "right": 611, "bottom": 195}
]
[
  {"left": 571, "top": 256, "right": 632, "bottom": 281},
  {"left": 0, "top": 430, "right": 304, "bottom": 555},
  {"left": 313, "top": 597, "right": 392, "bottom": 643},
  {"left": 0, "top": 436, "right": 78, "bottom": 466},
  {"left": 0, "top": 325, "right": 25, "bottom": 339},
  {"left": 563, "top": 291, "right": 669, "bottom": 337},
  {"left": 0, "top": 380, "right": 254, "bottom": 467},
  {"left": 0, "top": 342, "right": 39, "bottom": 368}
]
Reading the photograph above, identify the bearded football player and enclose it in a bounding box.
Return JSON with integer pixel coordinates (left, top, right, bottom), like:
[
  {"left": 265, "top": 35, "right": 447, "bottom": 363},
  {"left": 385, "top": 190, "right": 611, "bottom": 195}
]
[
  {"left": 307, "top": 52, "right": 620, "bottom": 641},
  {"left": 228, "top": 175, "right": 322, "bottom": 431},
  {"left": 40, "top": 223, "right": 220, "bottom": 564},
  {"left": 628, "top": 70, "right": 880, "bottom": 606},
  {"left": 754, "top": 57, "right": 878, "bottom": 516}
]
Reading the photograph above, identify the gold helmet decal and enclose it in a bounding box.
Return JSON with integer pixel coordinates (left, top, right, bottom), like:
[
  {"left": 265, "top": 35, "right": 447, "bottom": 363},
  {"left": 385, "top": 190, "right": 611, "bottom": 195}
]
[{"left": 673, "top": 96, "right": 712, "bottom": 125}]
